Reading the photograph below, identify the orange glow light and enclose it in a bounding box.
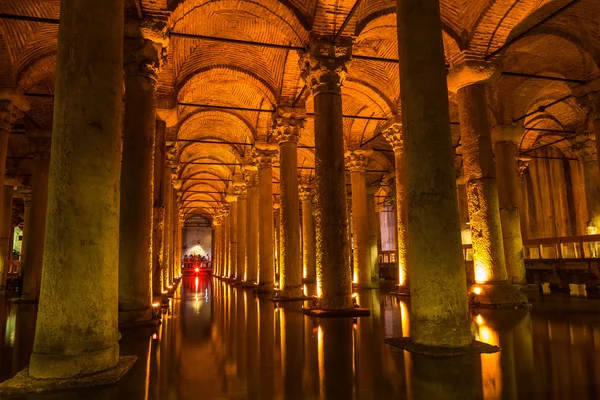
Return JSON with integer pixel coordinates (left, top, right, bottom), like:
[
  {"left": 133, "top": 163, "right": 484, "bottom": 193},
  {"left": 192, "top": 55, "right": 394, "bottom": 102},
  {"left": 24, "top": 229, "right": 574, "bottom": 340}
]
[{"left": 472, "top": 286, "right": 482, "bottom": 295}]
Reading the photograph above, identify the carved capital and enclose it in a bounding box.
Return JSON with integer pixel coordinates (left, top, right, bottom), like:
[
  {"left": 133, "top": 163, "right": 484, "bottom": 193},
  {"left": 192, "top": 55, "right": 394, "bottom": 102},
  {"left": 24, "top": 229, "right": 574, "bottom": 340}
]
[
  {"left": 0, "top": 91, "right": 30, "bottom": 132},
  {"left": 381, "top": 117, "right": 404, "bottom": 152},
  {"left": 446, "top": 51, "right": 499, "bottom": 93},
  {"left": 345, "top": 150, "right": 371, "bottom": 172},
  {"left": 299, "top": 183, "right": 313, "bottom": 202},
  {"left": 573, "top": 79, "right": 600, "bottom": 122},
  {"left": 273, "top": 107, "right": 305, "bottom": 144},
  {"left": 233, "top": 182, "right": 247, "bottom": 198},
  {"left": 253, "top": 146, "right": 278, "bottom": 168},
  {"left": 299, "top": 37, "right": 352, "bottom": 96},
  {"left": 517, "top": 156, "right": 533, "bottom": 176},
  {"left": 123, "top": 19, "right": 168, "bottom": 84}
]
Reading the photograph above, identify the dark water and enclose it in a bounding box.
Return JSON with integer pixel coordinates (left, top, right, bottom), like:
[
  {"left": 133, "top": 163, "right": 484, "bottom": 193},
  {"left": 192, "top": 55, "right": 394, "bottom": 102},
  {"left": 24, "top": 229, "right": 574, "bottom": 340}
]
[{"left": 1, "top": 277, "right": 600, "bottom": 399}]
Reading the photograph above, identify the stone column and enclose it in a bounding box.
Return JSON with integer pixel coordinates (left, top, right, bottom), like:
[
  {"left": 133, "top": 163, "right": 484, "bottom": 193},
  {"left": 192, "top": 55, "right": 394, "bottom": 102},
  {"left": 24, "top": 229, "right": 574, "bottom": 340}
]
[
  {"left": 244, "top": 168, "right": 259, "bottom": 285},
  {"left": 395, "top": 0, "right": 471, "bottom": 347},
  {"left": 300, "top": 38, "right": 353, "bottom": 309},
  {"left": 152, "top": 120, "right": 166, "bottom": 298},
  {"left": 273, "top": 202, "right": 281, "bottom": 278},
  {"left": 21, "top": 138, "right": 51, "bottom": 299},
  {"left": 273, "top": 109, "right": 304, "bottom": 298},
  {"left": 346, "top": 150, "right": 372, "bottom": 289},
  {"left": 299, "top": 182, "right": 316, "bottom": 283},
  {"left": 119, "top": 29, "right": 165, "bottom": 323},
  {"left": 577, "top": 141, "right": 600, "bottom": 229},
  {"left": 29, "top": 0, "right": 124, "bottom": 379},
  {"left": 220, "top": 203, "right": 231, "bottom": 278},
  {"left": 226, "top": 191, "right": 238, "bottom": 280},
  {"left": 492, "top": 125, "right": 527, "bottom": 285},
  {"left": 573, "top": 79, "right": 600, "bottom": 179},
  {"left": 449, "top": 55, "right": 526, "bottom": 306},
  {"left": 382, "top": 120, "right": 409, "bottom": 293},
  {"left": 366, "top": 186, "right": 380, "bottom": 286},
  {"left": 254, "top": 145, "right": 276, "bottom": 291},
  {"left": 0, "top": 177, "right": 20, "bottom": 289},
  {"left": 234, "top": 180, "right": 247, "bottom": 282},
  {"left": 17, "top": 188, "right": 31, "bottom": 283},
  {"left": 214, "top": 216, "right": 223, "bottom": 277}
]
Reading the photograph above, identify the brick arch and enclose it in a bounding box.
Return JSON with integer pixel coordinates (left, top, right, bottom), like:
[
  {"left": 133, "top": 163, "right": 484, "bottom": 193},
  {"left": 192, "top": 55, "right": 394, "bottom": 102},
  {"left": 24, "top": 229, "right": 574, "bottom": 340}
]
[
  {"left": 177, "top": 67, "right": 278, "bottom": 115},
  {"left": 178, "top": 109, "right": 257, "bottom": 145},
  {"left": 16, "top": 53, "right": 56, "bottom": 94}
]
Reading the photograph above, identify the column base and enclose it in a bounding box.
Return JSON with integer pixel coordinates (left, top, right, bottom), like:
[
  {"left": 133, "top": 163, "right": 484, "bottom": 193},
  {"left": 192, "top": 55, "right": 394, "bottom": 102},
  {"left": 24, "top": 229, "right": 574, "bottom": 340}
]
[
  {"left": 353, "top": 282, "right": 376, "bottom": 290},
  {"left": 394, "top": 285, "right": 411, "bottom": 296},
  {"left": 242, "top": 282, "right": 257, "bottom": 289},
  {"left": 254, "top": 283, "right": 275, "bottom": 293},
  {"left": 118, "top": 307, "right": 153, "bottom": 324},
  {"left": 29, "top": 343, "right": 120, "bottom": 379},
  {"left": 0, "top": 356, "right": 136, "bottom": 395},
  {"left": 384, "top": 337, "right": 499, "bottom": 358},
  {"left": 303, "top": 277, "right": 316, "bottom": 284},
  {"left": 11, "top": 296, "right": 39, "bottom": 304},
  {"left": 469, "top": 282, "right": 529, "bottom": 308},
  {"left": 303, "top": 306, "right": 370, "bottom": 318}
]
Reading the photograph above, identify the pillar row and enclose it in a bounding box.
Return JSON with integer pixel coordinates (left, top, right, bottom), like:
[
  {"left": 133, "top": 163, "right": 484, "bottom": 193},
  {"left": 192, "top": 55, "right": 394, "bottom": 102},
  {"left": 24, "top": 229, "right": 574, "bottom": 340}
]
[
  {"left": 244, "top": 168, "right": 259, "bottom": 285},
  {"left": 226, "top": 190, "right": 238, "bottom": 279},
  {"left": 234, "top": 180, "right": 247, "bottom": 282}
]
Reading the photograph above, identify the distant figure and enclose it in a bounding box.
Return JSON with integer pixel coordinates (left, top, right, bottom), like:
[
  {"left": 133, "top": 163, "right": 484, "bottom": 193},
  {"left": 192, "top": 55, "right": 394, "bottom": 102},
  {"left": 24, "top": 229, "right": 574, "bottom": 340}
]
[
  {"left": 206, "top": 254, "right": 211, "bottom": 261},
  {"left": 183, "top": 255, "right": 189, "bottom": 262}
]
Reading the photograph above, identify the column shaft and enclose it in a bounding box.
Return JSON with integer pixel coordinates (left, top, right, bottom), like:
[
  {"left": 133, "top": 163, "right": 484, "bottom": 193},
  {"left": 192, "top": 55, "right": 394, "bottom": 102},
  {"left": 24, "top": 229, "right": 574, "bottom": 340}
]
[
  {"left": 583, "top": 160, "right": 600, "bottom": 229},
  {"left": 494, "top": 137, "right": 526, "bottom": 284},
  {"left": 246, "top": 180, "right": 259, "bottom": 284},
  {"left": 457, "top": 84, "right": 507, "bottom": 283},
  {"left": 162, "top": 169, "right": 171, "bottom": 290},
  {"left": 0, "top": 185, "right": 14, "bottom": 289},
  {"left": 393, "top": 150, "right": 408, "bottom": 290},
  {"left": 237, "top": 194, "right": 247, "bottom": 281},
  {"left": 21, "top": 156, "right": 50, "bottom": 298},
  {"left": 152, "top": 120, "right": 166, "bottom": 298},
  {"left": 118, "top": 43, "right": 157, "bottom": 322},
  {"left": 257, "top": 161, "right": 274, "bottom": 290},
  {"left": 278, "top": 141, "right": 301, "bottom": 296},
  {"left": 350, "top": 168, "right": 371, "bottom": 287},
  {"left": 396, "top": 0, "right": 471, "bottom": 346},
  {"left": 229, "top": 200, "right": 238, "bottom": 278},
  {"left": 366, "top": 189, "right": 379, "bottom": 285},
  {"left": 301, "top": 196, "right": 316, "bottom": 283},
  {"left": 30, "top": 0, "right": 123, "bottom": 378}
]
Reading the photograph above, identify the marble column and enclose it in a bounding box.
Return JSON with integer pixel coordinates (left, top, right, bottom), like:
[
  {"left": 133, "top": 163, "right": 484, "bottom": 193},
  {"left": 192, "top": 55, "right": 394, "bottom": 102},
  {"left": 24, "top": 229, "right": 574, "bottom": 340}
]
[
  {"left": 152, "top": 120, "right": 166, "bottom": 298},
  {"left": 234, "top": 181, "right": 247, "bottom": 282},
  {"left": 244, "top": 169, "right": 259, "bottom": 285},
  {"left": 119, "top": 31, "right": 164, "bottom": 323},
  {"left": 450, "top": 58, "right": 526, "bottom": 306},
  {"left": 220, "top": 203, "right": 231, "bottom": 278},
  {"left": 0, "top": 178, "right": 19, "bottom": 289},
  {"left": 274, "top": 203, "right": 281, "bottom": 278},
  {"left": 580, "top": 149, "right": 600, "bottom": 230},
  {"left": 29, "top": 0, "right": 124, "bottom": 379},
  {"left": 382, "top": 120, "right": 409, "bottom": 293},
  {"left": 254, "top": 145, "right": 276, "bottom": 291},
  {"left": 227, "top": 191, "right": 238, "bottom": 279},
  {"left": 366, "top": 186, "right": 380, "bottom": 286},
  {"left": 395, "top": 0, "right": 471, "bottom": 347},
  {"left": 273, "top": 109, "right": 303, "bottom": 298},
  {"left": 346, "top": 150, "right": 373, "bottom": 289},
  {"left": 492, "top": 125, "right": 527, "bottom": 285},
  {"left": 299, "top": 182, "right": 316, "bottom": 283},
  {"left": 21, "top": 138, "right": 51, "bottom": 299},
  {"left": 573, "top": 79, "right": 600, "bottom": 179},
  {"left": 300, "top": 38, "right": 353, "bottom": 309},
  {"left": 17, "top": 188, "right": 32, "bottom": 282}
]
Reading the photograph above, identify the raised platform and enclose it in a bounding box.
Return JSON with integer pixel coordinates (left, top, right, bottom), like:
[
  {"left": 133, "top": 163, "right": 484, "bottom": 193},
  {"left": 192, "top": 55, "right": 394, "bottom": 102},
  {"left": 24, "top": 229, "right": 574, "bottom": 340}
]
[
  {"left": 272, "top": 295, "right": 312, "bottom": 302},
  {"left": 384, "top": 337, "right": 499, "bottom": 358},
  {"left": 0, "top": 356, "right": 137, "bottom": 396},
  {"left": 303, "top": 307, "right": 371, "bottom": 318}
]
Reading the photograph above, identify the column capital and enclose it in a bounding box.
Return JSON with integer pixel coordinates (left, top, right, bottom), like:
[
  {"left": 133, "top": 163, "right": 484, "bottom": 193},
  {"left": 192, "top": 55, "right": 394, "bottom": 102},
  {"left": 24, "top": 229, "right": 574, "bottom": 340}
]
[
  {"left": 517, "top": 156, "right": 533, "bottom": 176},
  {"left": 219, "top": 202, "right": 230, "bottom": 216},
  {"left": 0, "top": 90, "right": 30, "bottom": 132},
  {"left": 232, "top": 174, "right": 247, "bottom": 198},
  {"left": 572, "top": 78, "right": 600, "bottom": 122},
  {"left": 18, "top": 185, "right": 32, "bottom": 206},
  {"left": 381, "top": 117, "right": 404, "bottom": 152},
  {"left": 253, "top": 143, "right": 278, "bottom": 168},
  {"left": 345, "top": 149, "right": 371, "bottom": 172},
  {"left": 491, "top": 125, "right": 525, "bottom": 144},
  {"left": 123, "top": 19, "right": 168, "bottom": 83},
  {"left": 171, "top": 179, "right": 182, "bottom": 190},
  {"left": 273, "top": 108, "right": 305, "bottom": 144},
  {"left": 243, "top": 169, "right": 257, "bottom": 186},
  {"left": 299, "top": 182, "right": 313, "bottom": 202},
  {"left": 569, "top": 134, "right": 596, "bottom": 163},
  {"left": 5, "top": 175, "right": 22, "bottom": 187},
  {"left": 446, "top": 51, "right": 499, "bottom": 93},
  {"left": 273, "top": 198, "right": 281, "bottom": 210},
  {"left": 299, "top": 36, "right": 353, "bottom": 96}
]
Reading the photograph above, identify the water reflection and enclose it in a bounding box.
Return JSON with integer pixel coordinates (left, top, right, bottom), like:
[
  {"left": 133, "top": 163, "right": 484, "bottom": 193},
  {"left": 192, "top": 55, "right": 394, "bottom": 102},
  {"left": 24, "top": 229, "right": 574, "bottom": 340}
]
[{"left": 2, "top": 281, "right": 600, "bottom": 399}]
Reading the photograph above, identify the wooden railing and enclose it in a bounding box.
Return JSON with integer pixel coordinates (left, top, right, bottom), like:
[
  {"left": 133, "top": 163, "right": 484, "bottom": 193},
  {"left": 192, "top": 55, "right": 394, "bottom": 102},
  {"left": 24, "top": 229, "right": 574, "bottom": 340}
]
[
  {"left": 182, "top": 261, "right": 212, "bottom": 269},
  {"left": 7, "top": 260, "right": 20, "bottom": 275}
]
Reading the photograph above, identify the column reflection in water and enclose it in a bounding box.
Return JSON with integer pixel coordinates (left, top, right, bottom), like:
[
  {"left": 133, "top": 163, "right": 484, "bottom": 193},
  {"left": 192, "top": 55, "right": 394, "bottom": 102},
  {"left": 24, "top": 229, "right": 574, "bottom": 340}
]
[
  {"left": 236, "top": 288, "right": 247, "bottom": 394},
  {"left": 258, "top": 294, "right": 276, "bottom": 400},
  {"left": 303, "top": 312, "right": 319, "bottom": 398},
  {"left": 280, "top": 302, "right": 304, "bottom": 399},
  {"left": 246, "top": 292, "right": 260, "bottom": 397},
  {"left": 318, "top": 318, "right": 354, "bottom": 400}
]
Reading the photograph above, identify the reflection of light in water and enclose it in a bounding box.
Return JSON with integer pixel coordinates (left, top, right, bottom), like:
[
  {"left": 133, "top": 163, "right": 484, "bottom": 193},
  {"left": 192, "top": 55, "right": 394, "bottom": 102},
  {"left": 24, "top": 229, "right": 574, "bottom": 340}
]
[
  {"left": 475, "top": 314, "right": 502, "bottom": 399},
  {"left": 317, "top": 325, "right": 324, "bottom": 399},
  {"left": 399, "top": 300, "right": 410, "bottom": 337},
  {"left": 303, "top": 284, "right": 307, "bottom": 297},
  {"left": 195, "top": 277, "right": 199, "bottom": 293},
  {"left": 475, "top": 261, "right": 490, "bottom": 283}
]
